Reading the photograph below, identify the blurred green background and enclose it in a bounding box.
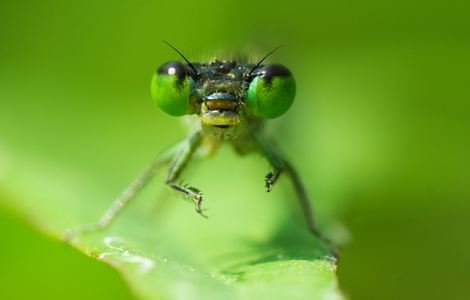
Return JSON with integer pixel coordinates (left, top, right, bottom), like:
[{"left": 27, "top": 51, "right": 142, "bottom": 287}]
[{"left": 0, "top": 0, "right": 469, "bottom": 299}]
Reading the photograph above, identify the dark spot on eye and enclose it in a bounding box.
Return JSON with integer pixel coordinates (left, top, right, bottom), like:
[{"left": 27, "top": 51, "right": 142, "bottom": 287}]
[
  {"left": 214, "top": 125, "right": 231, "bottom": 128},
  {"left": 259, "top": 64, "right": 291, "bottom": 83},
  {"left": 157, "top": 61, "right": 187, "bottom": 80}
]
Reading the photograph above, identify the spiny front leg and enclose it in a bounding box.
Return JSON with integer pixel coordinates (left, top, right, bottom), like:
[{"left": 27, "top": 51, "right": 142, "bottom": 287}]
[
  {"left": 166, "top": 181, "right": 207, "bottom": 217},
  {"left": 166, "top": 131, "right": 207, "bottom": 218},
  {"left": 257, "top": 137, "right": 284, "bottom": 193},
  {"left": 254, "top": 132, "right": 339, "bottom": 259},
  {"left": 265, "top": 166, "right": 282, "bottom": 192}
]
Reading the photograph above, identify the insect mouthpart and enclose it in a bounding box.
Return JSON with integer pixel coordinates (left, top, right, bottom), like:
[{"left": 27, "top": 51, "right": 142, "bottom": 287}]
[
  {"left": 204, "top": 92, "right": 239, "bottom": 111},
  {"left": 200, "top": 92, "right": 241, "bottom": 128}
]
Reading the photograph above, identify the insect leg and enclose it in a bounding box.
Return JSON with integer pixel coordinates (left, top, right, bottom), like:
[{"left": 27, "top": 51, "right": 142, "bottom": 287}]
[
  {"left": 64, "top": 142, "right": 180, "bottom": 241},
  {"left": 254, "top": 133, "right": 339, "bottom": 258},
  {"left": 252, "top": 133, "right": 284, "bottom": 192},
  {"left": 165, "top": 131, "right": 208, "bottom": 218},
  {"left": 282, "top": 160, "right": 339, "bottom": 258}
]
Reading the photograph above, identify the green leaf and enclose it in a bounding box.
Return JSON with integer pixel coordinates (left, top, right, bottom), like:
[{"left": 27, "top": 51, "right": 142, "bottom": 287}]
[
  {"left": 0, "top": 203, "right": 134, "bottom": 300},
  {"left": 0, "top": 146, "right": 342, "bottom": 300}
]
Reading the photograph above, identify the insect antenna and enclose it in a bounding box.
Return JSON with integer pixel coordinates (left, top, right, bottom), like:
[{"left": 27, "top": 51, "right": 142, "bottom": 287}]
[
  {"left": 247, "top": 45, "right": 283, "bottom": 76},
  {"left": 163, "top": 40, "right": 199, "bottom": 75}
]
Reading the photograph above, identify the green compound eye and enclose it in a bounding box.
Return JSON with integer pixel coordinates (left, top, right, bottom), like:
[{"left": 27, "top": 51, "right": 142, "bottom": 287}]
[
  {"left": 246, "top": 64, "right": 296, "bottom": 118},
  {"left": 151, "top": 61, "right": 196, "bottom": 116}
]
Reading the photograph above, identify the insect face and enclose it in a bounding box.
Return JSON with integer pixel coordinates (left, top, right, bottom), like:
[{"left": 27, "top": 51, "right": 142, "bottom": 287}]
[{"left": 151, "top": 59, "right": 296, "bottom": 128}]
